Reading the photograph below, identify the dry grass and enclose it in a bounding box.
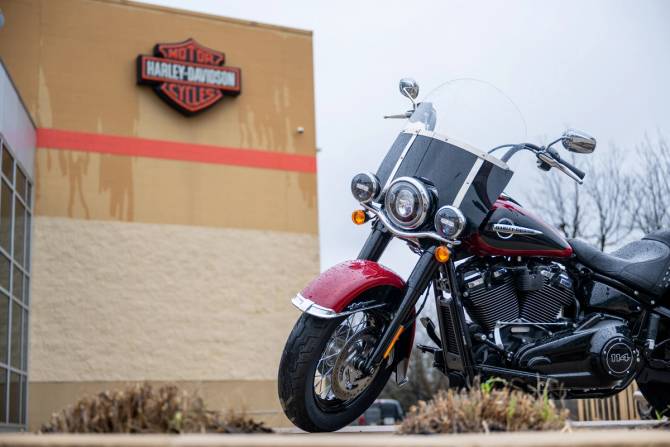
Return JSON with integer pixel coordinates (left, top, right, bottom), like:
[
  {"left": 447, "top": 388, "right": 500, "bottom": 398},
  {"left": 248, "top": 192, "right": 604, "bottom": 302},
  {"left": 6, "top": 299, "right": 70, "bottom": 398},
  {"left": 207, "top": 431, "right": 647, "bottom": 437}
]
[
  {"left": 40, "top": 383, "right": 272, "bottom": 434},
  {"left": 398, "top": 379, "right": 569, "bottom": 434}
]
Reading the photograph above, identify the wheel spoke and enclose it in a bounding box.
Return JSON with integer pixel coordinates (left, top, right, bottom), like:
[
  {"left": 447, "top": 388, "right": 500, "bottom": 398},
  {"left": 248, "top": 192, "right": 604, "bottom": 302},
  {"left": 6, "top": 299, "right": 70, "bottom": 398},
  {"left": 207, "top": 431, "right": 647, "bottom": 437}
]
[{"left": 313, "top": 308, "right": 384, "bottom": 404}]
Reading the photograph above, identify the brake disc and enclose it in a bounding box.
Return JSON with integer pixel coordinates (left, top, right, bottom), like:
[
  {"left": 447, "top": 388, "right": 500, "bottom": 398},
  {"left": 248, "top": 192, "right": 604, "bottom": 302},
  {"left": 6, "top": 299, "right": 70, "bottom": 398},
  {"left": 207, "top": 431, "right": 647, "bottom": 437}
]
[{"left": 331, "top": 330, "right": 380, "bottom": 400}]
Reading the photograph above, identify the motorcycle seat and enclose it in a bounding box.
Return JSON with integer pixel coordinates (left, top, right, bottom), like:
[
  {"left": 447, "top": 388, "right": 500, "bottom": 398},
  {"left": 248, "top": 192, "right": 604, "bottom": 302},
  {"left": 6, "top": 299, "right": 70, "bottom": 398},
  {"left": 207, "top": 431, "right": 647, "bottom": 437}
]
[{"left": 569, "top": 230, "right": 670, "bottom": 296}]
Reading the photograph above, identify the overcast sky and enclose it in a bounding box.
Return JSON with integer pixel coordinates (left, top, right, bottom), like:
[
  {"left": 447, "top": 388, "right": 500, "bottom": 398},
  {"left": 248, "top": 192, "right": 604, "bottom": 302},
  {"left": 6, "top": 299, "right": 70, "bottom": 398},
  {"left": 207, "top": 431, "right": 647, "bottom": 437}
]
[{"left": 140, "top": 0, "right": 670, "bottom": 278}]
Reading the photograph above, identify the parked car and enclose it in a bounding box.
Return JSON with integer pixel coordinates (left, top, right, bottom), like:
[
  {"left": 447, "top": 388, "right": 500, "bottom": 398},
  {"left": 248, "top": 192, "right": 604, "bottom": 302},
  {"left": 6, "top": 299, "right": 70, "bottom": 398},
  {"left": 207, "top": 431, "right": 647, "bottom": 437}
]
[{"left": 353, "top": 399, "right": 405, "bottom": 426}]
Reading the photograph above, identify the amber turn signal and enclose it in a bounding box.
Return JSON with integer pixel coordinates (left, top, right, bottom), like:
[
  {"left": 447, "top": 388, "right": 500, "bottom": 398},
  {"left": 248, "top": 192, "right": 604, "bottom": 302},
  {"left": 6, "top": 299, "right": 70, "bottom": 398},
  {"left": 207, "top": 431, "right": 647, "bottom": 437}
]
[
  {"left": 434, "top": 245, "right": 451, "bottom": 263},
  {"left": 383, "top": 325, "right": 405, "bottom": 359},
  {"left": 351, "top": 209, "right": 368, "bottom": 225}
]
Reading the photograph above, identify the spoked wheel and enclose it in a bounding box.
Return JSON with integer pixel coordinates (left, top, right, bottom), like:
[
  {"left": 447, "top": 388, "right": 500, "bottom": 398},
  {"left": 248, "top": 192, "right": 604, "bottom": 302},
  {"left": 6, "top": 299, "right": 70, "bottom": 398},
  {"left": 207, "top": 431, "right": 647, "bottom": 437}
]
[{"left": 278, "top": 304, "right": 395, "bottom": 432}]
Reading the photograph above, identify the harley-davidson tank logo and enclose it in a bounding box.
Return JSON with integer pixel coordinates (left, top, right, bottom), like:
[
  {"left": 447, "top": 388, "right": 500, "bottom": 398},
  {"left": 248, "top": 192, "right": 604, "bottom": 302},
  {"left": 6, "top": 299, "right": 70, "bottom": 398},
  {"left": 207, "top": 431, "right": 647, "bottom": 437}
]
[{"left": 136, "top": 38, "right": 241, "bottom": 115}]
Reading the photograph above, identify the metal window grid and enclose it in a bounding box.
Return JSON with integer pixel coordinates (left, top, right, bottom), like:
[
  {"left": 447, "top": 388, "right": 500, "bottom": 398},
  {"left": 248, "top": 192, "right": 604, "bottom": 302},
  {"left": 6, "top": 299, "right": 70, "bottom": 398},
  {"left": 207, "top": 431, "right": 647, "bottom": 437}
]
[{"left": 0, "top": 133, "right": 33, "bottom": 430}]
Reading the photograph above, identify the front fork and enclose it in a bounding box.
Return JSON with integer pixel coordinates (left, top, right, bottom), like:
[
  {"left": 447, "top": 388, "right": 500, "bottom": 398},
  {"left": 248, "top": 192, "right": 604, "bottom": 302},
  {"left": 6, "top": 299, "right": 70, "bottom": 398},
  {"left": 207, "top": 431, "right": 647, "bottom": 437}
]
[
  {"left": 356, "top": 226, "right": 475, "bottom": 382},
  {"left": 357, "top": 221, "right": 392, "bottom": 262}
]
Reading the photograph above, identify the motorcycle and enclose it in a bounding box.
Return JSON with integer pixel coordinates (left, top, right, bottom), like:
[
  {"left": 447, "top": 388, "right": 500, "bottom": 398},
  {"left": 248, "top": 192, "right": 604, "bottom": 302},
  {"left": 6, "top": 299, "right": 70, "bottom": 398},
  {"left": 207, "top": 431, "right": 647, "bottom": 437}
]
[{"left": 278, "top": 78, "right": 670, "bottom": 432}]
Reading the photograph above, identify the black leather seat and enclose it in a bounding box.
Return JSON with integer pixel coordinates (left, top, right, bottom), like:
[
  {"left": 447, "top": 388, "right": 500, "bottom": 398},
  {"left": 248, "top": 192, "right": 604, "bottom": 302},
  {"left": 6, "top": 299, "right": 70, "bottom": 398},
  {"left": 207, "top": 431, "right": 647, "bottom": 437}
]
[{"left": 569, "top": 230, "right": 670, "bottom": 296}]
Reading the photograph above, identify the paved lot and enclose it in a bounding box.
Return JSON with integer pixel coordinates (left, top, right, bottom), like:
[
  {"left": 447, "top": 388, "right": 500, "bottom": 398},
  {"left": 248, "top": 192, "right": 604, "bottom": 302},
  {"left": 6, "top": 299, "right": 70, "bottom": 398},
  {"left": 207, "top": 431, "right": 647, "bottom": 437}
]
[
  {"left": 274, "top": 419, "right": 669, "bottom": 433},
  {"left": 0, "top": 429, "right": 669, "bottom": 447}
]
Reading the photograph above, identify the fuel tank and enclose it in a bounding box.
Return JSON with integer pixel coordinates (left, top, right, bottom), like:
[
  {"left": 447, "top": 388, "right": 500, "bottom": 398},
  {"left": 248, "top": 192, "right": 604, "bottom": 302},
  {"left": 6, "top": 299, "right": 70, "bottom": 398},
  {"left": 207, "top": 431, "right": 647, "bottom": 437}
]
[{"left": 467, "top": 197, "right": 573, "bottom": 258}]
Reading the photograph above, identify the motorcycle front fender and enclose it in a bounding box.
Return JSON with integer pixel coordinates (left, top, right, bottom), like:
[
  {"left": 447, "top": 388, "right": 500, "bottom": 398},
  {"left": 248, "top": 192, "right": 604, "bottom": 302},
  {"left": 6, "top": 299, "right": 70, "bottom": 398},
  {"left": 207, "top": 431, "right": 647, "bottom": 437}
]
[{"left": 291, "top": 259, "right": 415, "bottom": 365}]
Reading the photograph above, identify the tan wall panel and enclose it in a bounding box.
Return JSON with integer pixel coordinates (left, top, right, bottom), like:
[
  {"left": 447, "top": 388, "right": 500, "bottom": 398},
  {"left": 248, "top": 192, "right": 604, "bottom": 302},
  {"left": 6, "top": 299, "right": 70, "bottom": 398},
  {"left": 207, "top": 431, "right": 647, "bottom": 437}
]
[
  {"left": 30, "top": 216, "right": 317, "bottom": 382},
  {"left": 0, "top": 0, "right": 42, "bottom": 117},
  {"left": 0, "top": 0, "right": 316, "bottom": 156},
  {"left": 35, "top": 148, "right": 317, "bottom": 233},
  {"left": 29, "top": 380, "right": 290, "bottom": 432}
]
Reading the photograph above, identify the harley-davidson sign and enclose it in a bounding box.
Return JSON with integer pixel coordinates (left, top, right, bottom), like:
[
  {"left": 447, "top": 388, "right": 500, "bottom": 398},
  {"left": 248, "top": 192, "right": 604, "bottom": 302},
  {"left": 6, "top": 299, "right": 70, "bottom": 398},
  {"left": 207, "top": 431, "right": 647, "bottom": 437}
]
[{"left": 136, "top": 38, "right": 241, "bottom": 115}]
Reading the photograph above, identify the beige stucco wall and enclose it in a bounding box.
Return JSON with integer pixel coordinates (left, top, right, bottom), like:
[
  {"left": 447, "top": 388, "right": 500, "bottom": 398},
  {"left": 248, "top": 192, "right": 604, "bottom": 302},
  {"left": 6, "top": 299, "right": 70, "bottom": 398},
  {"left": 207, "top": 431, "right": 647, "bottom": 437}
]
[
  {"left": 28, "top": 216, "right": 317, "bottom": 429},
  {"left": 31, "top": 216, "right": 317, "bottom": 382}
]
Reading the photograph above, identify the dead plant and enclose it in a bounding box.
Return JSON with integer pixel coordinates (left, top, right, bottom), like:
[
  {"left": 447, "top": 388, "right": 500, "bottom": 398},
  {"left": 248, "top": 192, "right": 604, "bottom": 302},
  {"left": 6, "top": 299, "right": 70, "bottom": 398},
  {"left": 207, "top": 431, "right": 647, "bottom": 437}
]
[
  {"left": 398, "top": 379, "right": 569, "bottom": 434},
  {"left": 39, "top": 383, "right": 272, "bottom": 434}
]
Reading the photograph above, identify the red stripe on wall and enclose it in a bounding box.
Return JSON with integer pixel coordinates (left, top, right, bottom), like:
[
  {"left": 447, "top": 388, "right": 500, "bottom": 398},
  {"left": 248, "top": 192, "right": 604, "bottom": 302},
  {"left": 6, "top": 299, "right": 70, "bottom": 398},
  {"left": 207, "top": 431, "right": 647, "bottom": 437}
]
[{"left": 36, "top": 128, "right": 317, "bottom": 173}]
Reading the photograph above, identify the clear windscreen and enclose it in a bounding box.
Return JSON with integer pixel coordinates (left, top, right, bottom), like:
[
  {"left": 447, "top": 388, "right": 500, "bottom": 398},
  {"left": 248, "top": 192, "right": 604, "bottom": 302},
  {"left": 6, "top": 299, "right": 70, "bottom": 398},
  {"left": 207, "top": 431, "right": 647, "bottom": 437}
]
[{"left": 406, "top": 79, "right": 527, "bottom": 155}]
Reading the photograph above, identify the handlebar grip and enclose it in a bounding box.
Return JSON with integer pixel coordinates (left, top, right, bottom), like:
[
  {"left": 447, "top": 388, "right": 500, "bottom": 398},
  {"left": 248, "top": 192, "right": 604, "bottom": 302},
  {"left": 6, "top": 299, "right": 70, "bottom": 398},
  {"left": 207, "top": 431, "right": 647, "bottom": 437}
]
[{"left": 557, "top": 157, "right": 586, "bottom": 180}]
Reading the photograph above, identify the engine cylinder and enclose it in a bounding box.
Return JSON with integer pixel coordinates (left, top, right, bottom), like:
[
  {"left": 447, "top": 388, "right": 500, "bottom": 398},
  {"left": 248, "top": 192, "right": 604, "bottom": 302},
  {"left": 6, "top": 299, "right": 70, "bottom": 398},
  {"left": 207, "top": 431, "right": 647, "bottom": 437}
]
[
  {"left": 519, "top": 268, "right": 575, "bottom": 322},
  {"left": 462, "top": 267, "right": 518, "bottom": 332}
]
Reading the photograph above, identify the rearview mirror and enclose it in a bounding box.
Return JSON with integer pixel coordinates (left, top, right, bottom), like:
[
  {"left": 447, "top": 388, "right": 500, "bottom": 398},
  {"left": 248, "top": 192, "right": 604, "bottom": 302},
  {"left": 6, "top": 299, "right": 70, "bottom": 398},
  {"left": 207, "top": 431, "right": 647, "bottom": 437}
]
[
  {"left": 562, "top": 129, "right": 596, "bottom": 154},
  {"left": 399, "top": 78, "right": 419, "bottom": 101}
]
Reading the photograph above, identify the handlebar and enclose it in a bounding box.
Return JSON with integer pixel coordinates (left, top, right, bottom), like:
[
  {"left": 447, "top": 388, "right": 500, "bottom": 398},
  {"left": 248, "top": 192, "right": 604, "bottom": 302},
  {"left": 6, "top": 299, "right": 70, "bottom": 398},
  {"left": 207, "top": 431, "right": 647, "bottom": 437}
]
[
  {"left": 553, "top": 153, "right": 586, "bottom": 181},
  {"left": 540, "top": 147, "right": 585, "bottom": 184},
  {"left": 499, "top": 143, "right": 585, "bottom": 184}
]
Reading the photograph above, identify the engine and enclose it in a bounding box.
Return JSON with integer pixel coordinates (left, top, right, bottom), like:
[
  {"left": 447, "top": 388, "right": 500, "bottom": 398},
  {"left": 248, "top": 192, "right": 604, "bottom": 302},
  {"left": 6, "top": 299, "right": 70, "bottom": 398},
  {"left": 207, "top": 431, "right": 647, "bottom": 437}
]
[
  {"left": 452, "top": 260, "right": 638, "bottom": 389},
  {"left": 460, "top": 261, "right": 575, "bottom": 333}
]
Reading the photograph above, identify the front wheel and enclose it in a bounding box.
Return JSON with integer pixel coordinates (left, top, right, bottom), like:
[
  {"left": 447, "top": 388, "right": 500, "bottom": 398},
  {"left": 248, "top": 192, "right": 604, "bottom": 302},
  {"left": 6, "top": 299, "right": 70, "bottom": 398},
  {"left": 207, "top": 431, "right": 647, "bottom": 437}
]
[{"left": 278, "top": 307, "right": 395, "bottom": 432}]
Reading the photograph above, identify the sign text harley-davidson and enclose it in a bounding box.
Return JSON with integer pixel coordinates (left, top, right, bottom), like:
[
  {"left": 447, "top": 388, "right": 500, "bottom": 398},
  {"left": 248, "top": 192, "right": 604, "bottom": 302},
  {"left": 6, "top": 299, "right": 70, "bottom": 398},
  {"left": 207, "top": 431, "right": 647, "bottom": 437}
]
[{"left": 137, "top": 38, "right": 241, "bottom": 115}]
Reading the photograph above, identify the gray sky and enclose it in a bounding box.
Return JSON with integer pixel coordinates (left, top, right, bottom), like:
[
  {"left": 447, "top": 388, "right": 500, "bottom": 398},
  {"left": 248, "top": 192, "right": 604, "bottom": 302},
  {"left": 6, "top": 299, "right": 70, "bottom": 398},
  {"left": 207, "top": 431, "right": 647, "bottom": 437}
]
[{"left": 140, "top": 0, "right": 670, "bottom": 278}]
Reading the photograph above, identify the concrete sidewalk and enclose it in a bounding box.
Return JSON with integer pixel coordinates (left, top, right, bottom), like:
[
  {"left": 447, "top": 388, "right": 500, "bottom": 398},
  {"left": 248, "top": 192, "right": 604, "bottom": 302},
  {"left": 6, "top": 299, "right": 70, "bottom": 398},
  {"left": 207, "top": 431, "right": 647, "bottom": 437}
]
[{"left": 0, "top": 430, "right": 669, "bottom": 447}]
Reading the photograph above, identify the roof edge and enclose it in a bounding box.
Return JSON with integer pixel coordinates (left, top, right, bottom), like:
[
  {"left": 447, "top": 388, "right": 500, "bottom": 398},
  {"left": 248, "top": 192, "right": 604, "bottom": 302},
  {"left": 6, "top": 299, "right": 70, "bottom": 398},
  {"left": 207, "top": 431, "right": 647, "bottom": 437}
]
[{"left": 98, "top": 0, "right": 313, "bottom": 36}]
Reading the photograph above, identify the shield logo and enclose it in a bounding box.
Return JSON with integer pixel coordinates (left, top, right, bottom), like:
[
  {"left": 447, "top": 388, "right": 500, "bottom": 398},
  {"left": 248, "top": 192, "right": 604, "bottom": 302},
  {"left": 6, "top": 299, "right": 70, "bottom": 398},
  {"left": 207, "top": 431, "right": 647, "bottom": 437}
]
[{"left": 136, "top": 38, "right": 241, "bottom": 116}]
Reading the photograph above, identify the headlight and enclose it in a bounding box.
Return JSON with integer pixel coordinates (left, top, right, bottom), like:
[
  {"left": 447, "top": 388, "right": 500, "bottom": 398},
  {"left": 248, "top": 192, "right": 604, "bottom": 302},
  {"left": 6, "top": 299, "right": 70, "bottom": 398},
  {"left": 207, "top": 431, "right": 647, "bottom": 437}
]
[
  {"left": 350, "top": 172, "right": 380, "bottom": 203},
  {"left": 384, "top": 177, "right": 432, "bottom": 229},
  {"left": 434, "top": 206, "right": 466, "bottom": 239}
]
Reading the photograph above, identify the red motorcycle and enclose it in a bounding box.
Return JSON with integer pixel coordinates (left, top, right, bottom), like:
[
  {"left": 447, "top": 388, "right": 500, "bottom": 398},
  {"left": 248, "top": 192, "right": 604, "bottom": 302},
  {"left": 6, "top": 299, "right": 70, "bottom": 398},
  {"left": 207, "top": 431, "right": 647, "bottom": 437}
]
[{"left": 278, "top": 78, "right": 670, "bottom": 431}]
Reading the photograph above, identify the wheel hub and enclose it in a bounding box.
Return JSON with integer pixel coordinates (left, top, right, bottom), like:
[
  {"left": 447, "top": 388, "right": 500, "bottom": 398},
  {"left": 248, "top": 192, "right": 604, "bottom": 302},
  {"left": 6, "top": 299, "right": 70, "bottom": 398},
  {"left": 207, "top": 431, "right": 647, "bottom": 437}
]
[{"left": 331, "top": 330, "right": 379, "bottom": 400}]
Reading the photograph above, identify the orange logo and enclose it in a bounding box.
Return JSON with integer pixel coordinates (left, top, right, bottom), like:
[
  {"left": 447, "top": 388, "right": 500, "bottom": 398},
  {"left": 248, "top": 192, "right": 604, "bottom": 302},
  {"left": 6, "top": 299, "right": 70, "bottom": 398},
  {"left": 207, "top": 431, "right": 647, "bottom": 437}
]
[{"left": 137, "top": 38, "right": 241, "bottom": 115}]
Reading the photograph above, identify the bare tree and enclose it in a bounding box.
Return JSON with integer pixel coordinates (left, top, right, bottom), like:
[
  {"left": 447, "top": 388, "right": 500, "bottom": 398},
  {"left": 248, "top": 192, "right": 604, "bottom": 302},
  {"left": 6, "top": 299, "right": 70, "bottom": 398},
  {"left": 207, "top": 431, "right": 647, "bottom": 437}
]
[
  {"left": 632, "top": 135, "right": 670, "bottom": 233},
  {"left": 530, "top": 153, "right": 590, "bottom": 240},
  {"left": 583, "top": 146, "right": 633, "bottom": 250}
]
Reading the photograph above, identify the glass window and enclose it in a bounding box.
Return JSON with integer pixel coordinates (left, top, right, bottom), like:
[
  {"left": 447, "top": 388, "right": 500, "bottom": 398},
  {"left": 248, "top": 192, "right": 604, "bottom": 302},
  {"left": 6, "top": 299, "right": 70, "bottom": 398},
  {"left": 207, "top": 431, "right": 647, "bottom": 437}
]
[
  {"left": 0, "top": 369, "right": 6, "bottom": 423},
  {"left": 0, "top": 181, "right": 11, "bottom": 255},
  {"left": 10, "top": 302, "right": 21, "bottom": 369},
  {"left": 1, "top": 147, "right": 12, "bottom": 185},
  {"left": 21, "top": 309, "right": 27, "bottom": 371},
  {"left": 15, "top": 169, "right": 25, "bottom": 204},
  {"left": 12, "top": 269, "right": 22, "bottom": 303},
  {"left": 0, "top": 295, "right": 7, "bottom": 365},
  {"left": 0, "top": 143, "right": 31, "bottom": 429},
  {"left": 23, "top": 277, "right": 28, "bottom": 307},
  {"left": 8, "top": 372, "right": 19, "bottom": 424},
  {"left": 0, "top": 254, "right": 9, "bottom": 293},
  {"left": 25, "top": 213, "right": 30, "bottom": 272},
  {"left": 26, "top": 183, "right": 31, "bottom": 209},
  {"left": 14, "top": 198, "right": 25, "bottom": 268},
  {"left": 19, "top": 375, "right": 25, "bottom": 425}
]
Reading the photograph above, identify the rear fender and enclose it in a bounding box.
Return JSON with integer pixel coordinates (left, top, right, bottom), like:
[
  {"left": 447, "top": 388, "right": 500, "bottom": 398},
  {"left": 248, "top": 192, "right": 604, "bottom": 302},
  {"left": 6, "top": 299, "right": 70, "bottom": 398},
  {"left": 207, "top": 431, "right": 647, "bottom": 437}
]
[{"left": 292, "top": 260, "right": 415, "bottom": 370}]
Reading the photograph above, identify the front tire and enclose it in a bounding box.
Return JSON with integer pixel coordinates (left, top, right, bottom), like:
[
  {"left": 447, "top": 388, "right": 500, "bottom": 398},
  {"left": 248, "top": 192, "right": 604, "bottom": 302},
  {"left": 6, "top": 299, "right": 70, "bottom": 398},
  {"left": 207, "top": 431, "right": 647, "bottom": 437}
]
[{"left": 278, "top": 312, "right": 394, "bottom": 432}]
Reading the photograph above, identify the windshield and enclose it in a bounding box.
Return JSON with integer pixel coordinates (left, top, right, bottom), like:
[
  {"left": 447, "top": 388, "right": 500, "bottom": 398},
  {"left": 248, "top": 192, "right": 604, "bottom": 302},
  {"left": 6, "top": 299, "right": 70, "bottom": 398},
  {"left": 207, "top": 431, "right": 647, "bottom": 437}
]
[{"left": 406, "top": 78, "right": 527, "bottom": 155}]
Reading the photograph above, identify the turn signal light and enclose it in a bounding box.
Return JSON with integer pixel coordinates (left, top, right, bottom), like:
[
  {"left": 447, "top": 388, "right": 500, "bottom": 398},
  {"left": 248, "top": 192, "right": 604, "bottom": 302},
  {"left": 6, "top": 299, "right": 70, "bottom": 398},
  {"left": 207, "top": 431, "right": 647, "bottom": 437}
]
[
  {"left": 383, "top": 325, "right": 405, "bottom": 359},
  {"left": 434, "top": 245, "right": 451, "bottom": 263},
  {"left": 351, "top": 209, "right": 368, "bottom": 225}
]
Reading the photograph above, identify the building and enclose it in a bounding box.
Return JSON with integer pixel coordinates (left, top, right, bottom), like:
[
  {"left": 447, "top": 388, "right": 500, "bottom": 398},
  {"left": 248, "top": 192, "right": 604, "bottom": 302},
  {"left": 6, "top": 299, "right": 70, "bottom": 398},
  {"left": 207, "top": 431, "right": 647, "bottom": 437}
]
[
  {"left": 0, "top": 0, "right": 318, "bottom": 430},
  {"left": 0, "top": 59, "right": 35, "bottom": 431}
]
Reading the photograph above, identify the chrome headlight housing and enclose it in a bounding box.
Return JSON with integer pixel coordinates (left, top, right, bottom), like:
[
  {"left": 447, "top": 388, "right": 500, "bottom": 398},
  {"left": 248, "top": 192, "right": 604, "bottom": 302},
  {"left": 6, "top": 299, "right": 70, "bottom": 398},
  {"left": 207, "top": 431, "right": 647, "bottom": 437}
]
[
  {"left": 350, "top": 172, "right": 380, "bottom": 203},
  {"left": 434, "top": 205, "right": 466, "bottom": 239},
  {"left": 384, "top": 177, "right": 432, "bottom": 230}
]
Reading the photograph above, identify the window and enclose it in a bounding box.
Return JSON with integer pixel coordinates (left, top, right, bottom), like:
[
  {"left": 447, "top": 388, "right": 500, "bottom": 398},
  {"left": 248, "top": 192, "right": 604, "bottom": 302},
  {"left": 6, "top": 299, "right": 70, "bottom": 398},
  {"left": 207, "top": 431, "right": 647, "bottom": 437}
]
[{"left": 0, "top": 139, "right": 32, "bottom": 429}]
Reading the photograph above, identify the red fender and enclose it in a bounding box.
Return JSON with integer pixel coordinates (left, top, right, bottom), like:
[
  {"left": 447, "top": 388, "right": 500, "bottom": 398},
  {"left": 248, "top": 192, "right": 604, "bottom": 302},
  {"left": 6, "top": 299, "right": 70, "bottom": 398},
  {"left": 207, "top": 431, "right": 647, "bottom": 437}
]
[
  {"left": 301, "top": 260, "right": 405, "bottom": 312},
  {"left": 296, "top": 259, "right": 415, "bottom": 361}
]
